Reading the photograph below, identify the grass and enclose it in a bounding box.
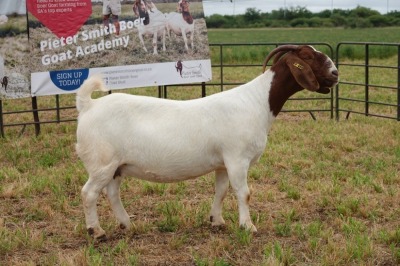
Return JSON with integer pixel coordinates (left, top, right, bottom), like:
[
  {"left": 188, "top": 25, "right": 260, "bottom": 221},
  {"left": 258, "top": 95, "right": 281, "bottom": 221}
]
[
  {"left": 207, "top": 27, "right": 400, "bottom": 51},
  {"left": 1, "top": 112, "right": 399, "bottom": 265},
  {"left": 207, "top": 27, "right": 400, "bottom": 63}
]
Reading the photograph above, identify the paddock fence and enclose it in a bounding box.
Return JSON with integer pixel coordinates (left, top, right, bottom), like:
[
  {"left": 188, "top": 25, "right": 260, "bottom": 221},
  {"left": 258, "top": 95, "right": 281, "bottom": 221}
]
[
  {"left": 0, "top": 42, "right": 399, "bottom": 137},
  {"left": 336, "top": 42, "right": 400, "bottom": 121}
]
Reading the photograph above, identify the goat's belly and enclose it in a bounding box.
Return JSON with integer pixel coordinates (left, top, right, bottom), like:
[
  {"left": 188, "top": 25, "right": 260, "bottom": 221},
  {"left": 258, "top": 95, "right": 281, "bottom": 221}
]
[{"left": 119, "top": 163, "right": 220, "bottom": 183}]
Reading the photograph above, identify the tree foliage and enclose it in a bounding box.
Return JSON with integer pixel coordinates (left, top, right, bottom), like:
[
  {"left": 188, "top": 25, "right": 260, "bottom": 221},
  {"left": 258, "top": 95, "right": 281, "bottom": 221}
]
[{"left": 205, "top": 5, "right": 400, "bottom": 28}]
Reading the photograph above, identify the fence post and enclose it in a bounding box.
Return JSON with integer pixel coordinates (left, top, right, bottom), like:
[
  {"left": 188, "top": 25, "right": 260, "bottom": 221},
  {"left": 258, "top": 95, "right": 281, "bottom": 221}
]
[
  {"left": 398, "top": 45, "right": 400, "bottom": 121},
  {"left": 164, "top": 85, "right": 168, "bottom": 99},
  {"left": 158, "top": 85, "right": 163, "bottom": 98},
  {"left": 31, "top": 97, "right": 40, "bottom": 136},
  {"left": 335, "top": 43, "right": 341, "bottom": 121},
  {"left": 0, "top": 99, "right": 4, "bottom": 138},
  {"left": 219, "top": 44, "right": 223, "bottom": 92},
  {"left": 365, "top": 44, "right": 369, "bottom": 117},
  {"left": 56, "top": 95, "right": 60, "bottom": 123}
]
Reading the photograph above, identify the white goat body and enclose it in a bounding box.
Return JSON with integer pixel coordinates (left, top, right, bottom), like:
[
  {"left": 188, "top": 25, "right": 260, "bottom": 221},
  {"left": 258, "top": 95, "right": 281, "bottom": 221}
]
[
  {"left": 76, "top": 45, "right": 338, "bottom": 240},
  {"left": 77, "top": 74, "right": 273, "bottom": 182}
]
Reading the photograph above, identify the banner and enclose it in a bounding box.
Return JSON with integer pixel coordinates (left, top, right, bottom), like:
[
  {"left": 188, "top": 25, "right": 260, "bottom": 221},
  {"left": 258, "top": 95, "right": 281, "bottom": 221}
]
[
  {"left": 27, "top": 0, "right": 212, "bottom": 97},
  {"left": 0, "top": 0, "right": 30, "bottom": 99}
]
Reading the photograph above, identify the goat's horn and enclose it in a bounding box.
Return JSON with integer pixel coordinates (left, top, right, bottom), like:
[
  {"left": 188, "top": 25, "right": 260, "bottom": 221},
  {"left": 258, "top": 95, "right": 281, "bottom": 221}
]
[{"left": 262, "top": 45, "right": 299, "bottom": 73}]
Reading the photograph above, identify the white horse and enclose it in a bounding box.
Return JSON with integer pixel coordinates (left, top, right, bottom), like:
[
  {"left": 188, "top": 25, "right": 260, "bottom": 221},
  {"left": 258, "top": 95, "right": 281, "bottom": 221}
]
[
  {"left": 166, "top": 0, "right": 194, "bottom": 51},
  {"left": 133, "top": 0, "right": 166, "bottom": 55}
]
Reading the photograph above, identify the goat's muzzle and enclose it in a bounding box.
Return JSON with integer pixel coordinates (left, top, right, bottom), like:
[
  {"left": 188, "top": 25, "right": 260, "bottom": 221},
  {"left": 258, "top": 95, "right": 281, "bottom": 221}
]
[{"left": 317, "top": 69, "right": 339, "bottom": 94}]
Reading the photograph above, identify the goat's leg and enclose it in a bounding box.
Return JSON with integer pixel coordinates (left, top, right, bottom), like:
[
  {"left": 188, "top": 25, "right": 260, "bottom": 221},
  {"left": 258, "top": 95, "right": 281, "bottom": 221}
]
[
  {"left": 152, "top": 31, "right": 158, "bottom": 55},
  {"left": 81, "top": 171, "right": 114, "bottom": 240},
  {"left": 190, "top": 30, "right": 194, "bottom": 50},
  {"left": 210, "top": 169, "right": 229, "bottom": 227},
  {"left": 161, "top": 28, "right": 166, "bottom": 52},
  {"left": 138, "top": 33, "right": 148, "bottom": 53},
  {"left": 180, "top": 28, "right": 189, "bottom": 50},
  {"left": 226, "top": 161, "right": 257, "bottom": 232},
  {"left": 105, "top": 175, "right": 131, "bottom": 230}
]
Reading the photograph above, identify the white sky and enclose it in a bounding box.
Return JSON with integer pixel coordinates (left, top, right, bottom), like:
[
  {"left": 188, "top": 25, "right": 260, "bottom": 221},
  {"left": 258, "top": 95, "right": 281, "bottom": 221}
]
[{"left": 202, "top": 0, "right": 400, "bottom": 16}]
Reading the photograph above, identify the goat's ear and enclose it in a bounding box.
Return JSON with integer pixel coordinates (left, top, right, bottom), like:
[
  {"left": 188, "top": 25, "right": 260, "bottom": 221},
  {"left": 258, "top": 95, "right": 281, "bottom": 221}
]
[{"left": 285, "top": 54, "right": 319, "bottom": 91}]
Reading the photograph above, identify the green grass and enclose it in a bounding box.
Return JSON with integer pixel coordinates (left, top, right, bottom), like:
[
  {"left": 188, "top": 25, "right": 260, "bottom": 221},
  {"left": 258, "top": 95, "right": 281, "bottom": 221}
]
[
  {"left": 207, "top": 27, "right": 400, "bottom": 47},
  {"left": 207, "top": 27, "right": 400, "bottom": 62},
  {"left": 1, "top": 113, "right": 399, "bottom": 265}
]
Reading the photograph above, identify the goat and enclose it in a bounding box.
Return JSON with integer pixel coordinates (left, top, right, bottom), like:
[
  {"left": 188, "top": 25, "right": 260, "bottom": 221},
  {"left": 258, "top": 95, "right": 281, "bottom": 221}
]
[
  {"left": 0, "top": 15, "right": 8, "bottom": 25},
  {"left": 76, "top": 45, "right": 339, "bottom": 240},
  {"left": 1, "top": 76, "right": 8, "bottom": 92},
  {"left": 166, "top": 0, "right": 194, "bottom": 51},
  {"left": 133, "top": 0, "right": 166, "bottom": 55}
]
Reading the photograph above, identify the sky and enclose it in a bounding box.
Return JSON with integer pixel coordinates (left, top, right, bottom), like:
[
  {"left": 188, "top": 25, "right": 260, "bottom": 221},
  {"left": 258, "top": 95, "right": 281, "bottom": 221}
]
[{"left": 202, "top": 0, "right": 400, "bottom": 16}]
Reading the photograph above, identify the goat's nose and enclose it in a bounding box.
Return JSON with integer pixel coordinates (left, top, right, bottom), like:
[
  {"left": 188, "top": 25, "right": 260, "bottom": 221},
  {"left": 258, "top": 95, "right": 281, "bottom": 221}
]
[{"left": 332, "top": 70, "right": 339, "bottom": 77}]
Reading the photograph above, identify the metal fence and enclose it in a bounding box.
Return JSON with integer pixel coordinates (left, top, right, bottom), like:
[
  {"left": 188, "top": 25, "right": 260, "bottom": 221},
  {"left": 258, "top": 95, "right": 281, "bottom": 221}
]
[
  {"left": 336, "top": 42, "right": 400, "bottom": 121},
  {"left": 1, "top": 42, "right": 399, "bottom": 137}
]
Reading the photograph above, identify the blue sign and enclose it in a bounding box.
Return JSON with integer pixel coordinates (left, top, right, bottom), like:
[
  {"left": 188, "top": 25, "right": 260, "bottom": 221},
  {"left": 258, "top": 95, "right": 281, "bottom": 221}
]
[{"left": 50, "top": 69, "right": 89, "bottom": 91}]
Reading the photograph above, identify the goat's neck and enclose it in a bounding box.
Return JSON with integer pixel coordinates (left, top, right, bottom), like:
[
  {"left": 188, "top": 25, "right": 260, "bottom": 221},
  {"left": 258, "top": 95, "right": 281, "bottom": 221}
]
[
  {"left": 182, "top": 11, "right": 193, "bottom": 24},
  {"left": 267, "top": 67, "right": 303, "bottom": 117}
]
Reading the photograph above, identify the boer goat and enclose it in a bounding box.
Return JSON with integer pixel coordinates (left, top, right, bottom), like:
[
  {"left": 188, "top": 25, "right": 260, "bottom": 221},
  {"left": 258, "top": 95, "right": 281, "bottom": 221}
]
[
  {"left": 76, "top": 45, "right": 339, "bottom": 240},
  {"left": 134, "top": 0, "right": 166, "bottom": 55},
  {"left": 166, "top": 0, "right": 194, "bottom": 51}
]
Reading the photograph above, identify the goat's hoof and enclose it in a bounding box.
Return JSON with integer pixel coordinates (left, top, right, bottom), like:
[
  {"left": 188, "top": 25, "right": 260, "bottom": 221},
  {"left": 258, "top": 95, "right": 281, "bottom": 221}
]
[
  {"left": 120, "top": 223, "right": 131, "bottom": 230},
  {"left": 87, "top": 227, "right": 107, "bottom": 241},
  {"left": 240, "top": 223, "right": 257, "bottom": 233},
  {"left": 210, "top": 215, "right": 226, "bottom": 227},
  {"left": 95, "top": 234, "right": 108, "bottom": 242}
]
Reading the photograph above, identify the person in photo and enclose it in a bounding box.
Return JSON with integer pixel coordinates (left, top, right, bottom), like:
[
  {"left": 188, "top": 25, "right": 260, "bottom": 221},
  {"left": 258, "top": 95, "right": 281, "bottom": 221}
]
[{"left": 103, "top": 0, "right": 122, "bottom": 35}]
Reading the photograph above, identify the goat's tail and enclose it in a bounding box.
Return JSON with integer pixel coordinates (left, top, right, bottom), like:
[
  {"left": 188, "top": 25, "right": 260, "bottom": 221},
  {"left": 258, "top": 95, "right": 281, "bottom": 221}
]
[{"left": 76, "top": 75, "right": 108, "bottom": 113}]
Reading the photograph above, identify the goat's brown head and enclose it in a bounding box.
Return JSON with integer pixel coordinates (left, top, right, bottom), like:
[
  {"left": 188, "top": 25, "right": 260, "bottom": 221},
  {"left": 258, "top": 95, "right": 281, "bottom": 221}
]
[
  {"left": 180, "top": 0, "right": 190, "bottom": 12},
  {"left": 263, "top": 45, "right": 339, "bottom": 94}
]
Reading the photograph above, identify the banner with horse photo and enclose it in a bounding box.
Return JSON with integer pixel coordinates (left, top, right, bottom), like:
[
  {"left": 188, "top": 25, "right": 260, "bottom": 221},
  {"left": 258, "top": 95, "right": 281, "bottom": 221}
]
[
  {"left": 0, "top": 0, "right": 30, "bottom": 99},
  {"left": 28, "top": 0, "right": 212, "bottom": 97}
]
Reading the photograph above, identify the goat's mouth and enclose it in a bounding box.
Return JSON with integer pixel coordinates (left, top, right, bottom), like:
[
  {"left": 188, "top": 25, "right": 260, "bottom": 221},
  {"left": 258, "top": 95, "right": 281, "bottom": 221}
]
[
  {"left": 317, "top": 77, "right": 339, "bottom": 94},
  {"left": 317, "top": 87, "right": 331, "bottom": 94}
]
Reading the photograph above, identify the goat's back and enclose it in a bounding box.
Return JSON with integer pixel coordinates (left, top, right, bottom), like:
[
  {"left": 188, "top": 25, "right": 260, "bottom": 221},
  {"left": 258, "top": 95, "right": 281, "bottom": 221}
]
[{"left": 76, "top": 74, "right": 273, "bottom": 181}]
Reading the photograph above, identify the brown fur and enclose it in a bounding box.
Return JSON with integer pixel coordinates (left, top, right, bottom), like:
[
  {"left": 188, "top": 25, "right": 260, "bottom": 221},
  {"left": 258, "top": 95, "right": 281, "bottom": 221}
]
[
  {"left": 180, "top": 1, "right": 193, "bottom": 24},
  {"left": 1, "top": 76, "right": 8, "bottom": 92},
  {"left": 263, "top": 45, "right": 338, "bottom": 116}
]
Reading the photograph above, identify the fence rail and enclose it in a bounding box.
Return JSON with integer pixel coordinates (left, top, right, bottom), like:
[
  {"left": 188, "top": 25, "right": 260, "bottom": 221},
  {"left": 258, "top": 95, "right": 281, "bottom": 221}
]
[
  {"left": 1, "top": 42, "right": 399, "bottom": 137},
  {"left": 336, "top": 42, "right": 400, "bottom": 121}
]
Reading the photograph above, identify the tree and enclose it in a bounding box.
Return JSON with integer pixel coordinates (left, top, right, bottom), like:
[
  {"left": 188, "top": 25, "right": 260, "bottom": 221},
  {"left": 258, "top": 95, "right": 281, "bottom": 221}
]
[
  {"left": 350, "top": 5, "right": 380, "bottom": 18},
  {"left": 285, "top": 6, "right": 312, "bottom": 20},
  {"left": 368, "top": 15, "right": 390, "bottom": 27},
  {"left": 316, "top": 9, "right": 332, "bottom": 18},
  {"left": 330, "top": 14, "right": 347, "bottom": 27},
  {"left": 206, "top": 14, "right": 228, "bottom": 28},
  {"left": 243, "top": 8, "right": 261, "bottom": 23}
]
